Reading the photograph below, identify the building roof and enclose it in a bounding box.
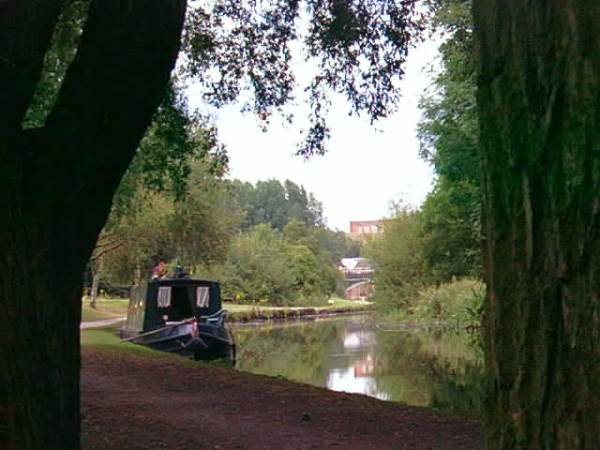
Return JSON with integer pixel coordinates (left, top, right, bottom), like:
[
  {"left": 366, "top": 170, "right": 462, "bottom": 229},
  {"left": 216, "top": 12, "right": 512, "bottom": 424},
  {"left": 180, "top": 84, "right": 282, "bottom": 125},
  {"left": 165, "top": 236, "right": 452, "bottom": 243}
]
[{"left": 340, "top": 257, "right": 373, "bottom": 270}]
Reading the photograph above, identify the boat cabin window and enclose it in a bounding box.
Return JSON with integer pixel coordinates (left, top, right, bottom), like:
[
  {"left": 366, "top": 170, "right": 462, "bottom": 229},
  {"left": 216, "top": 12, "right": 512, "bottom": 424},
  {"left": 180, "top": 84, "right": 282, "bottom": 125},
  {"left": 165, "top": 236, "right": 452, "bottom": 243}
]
[
  {"left": 157, "top": 287, "right": 171, "bottom": 307},
  {"left": 196, "top": 286, "right": 210, "bottom": 308},
  {"left": 157, "top": 286, "right": 194, "bottom": 322}
]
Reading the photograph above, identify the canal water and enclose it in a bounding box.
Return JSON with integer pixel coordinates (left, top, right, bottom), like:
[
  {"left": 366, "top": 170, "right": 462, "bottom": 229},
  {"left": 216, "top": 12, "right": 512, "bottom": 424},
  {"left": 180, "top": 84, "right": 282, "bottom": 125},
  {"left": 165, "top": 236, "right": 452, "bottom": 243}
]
[{"left": 231, "top": 315, "right": 483, "bottom": 416}]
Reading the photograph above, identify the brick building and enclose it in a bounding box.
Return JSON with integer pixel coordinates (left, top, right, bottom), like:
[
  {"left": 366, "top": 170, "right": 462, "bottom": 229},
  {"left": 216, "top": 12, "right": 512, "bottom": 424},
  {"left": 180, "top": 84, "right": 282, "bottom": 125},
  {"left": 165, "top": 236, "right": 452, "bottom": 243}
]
[{"left": 349, "top": 220, "right": 383, "bottom": 237}]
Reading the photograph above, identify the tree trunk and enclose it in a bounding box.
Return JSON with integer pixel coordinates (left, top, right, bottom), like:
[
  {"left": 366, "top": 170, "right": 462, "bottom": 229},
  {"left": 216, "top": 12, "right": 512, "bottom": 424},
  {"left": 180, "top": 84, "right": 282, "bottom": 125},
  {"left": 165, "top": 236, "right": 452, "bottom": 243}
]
[
  {"left": 473, "top": 1, "right": 600, "bottom": 449},
  {"left": 0, "top": 1, "right": 186, "bottom": 448},
  {"left": 1, "top": 220, "right": 85, "bottom": 449},
  {"left": 89, "top": 257, "right": 103, "bottom": 309}
]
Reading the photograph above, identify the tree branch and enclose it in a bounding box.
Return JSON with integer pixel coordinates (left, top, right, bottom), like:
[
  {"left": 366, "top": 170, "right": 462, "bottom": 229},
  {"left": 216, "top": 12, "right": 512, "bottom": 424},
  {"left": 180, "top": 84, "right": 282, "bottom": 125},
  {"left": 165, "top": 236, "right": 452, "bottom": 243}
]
[
  {"left": 0, "top": 0, "right": 63, "bottom": 130},
  {"left": 91, "top": 241, "right": 128, "bottom": 261},
  {"left": 27, "top": 0, "right": 187, "bottom": 264},
  {"left": 94, "top": 238, "right": 126, "bottom": 249}
]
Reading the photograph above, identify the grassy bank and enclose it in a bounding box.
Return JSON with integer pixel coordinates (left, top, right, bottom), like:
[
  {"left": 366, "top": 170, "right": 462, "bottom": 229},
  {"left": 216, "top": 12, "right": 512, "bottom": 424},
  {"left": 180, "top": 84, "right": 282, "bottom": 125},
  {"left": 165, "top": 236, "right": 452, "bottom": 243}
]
[
  {"left": 81, "top": 326, "right": 138, "bottom": 352},
  {"left": 80, "top": 326, "right": 209, "bottom": 375},
  {"left": 224, "top": 297, "right": 373, "bottom": 322},
  {"left": 377, "top": 279, "right": 484, "bottom": 329},
  {"left": 81, "top": 295, "right": 372, "bottom": 323},
  {"left": 81, "top": 325, "right": 192, "bottom": 361},
  {"left": 81, "top": 297, "right": 129, "bottom": 322}
]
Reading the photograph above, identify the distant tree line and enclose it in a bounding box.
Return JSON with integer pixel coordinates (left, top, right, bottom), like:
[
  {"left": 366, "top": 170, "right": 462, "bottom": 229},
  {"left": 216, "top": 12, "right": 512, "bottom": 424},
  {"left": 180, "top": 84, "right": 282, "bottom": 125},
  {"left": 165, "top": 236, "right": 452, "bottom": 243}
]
[{"left": 229, "top": 179, "right": 324, "bottom": 231}]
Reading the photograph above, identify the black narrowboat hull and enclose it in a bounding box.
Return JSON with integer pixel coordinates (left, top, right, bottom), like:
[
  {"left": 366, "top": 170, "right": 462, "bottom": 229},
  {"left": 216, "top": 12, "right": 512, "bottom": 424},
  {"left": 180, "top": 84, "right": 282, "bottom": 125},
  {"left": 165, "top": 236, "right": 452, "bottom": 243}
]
[{"left": 120, "top": 320, "right": 235, "bottom": 361}]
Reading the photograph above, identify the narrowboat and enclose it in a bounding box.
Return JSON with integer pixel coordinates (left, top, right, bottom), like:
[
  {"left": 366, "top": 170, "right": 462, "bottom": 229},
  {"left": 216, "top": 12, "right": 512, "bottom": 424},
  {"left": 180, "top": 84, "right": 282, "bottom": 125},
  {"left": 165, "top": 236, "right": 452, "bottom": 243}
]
[{"left": 119, "top": 275, "right": 235, "bottom": 361}]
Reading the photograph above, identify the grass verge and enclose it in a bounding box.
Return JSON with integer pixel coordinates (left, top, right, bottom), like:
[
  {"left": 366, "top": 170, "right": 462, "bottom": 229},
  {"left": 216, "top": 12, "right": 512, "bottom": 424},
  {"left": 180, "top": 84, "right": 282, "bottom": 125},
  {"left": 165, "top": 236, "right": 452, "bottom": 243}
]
[
  {"left": 81, "top": 326, "right": 141, "bottom": 353},
  {"left": 81, "top": 297, "right": 129, "bottom": 322}
]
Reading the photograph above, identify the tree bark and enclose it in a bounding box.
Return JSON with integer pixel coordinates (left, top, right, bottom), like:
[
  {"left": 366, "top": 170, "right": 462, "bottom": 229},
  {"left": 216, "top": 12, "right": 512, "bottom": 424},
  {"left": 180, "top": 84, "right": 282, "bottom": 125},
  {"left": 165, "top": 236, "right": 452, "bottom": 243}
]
[
  {"left": 473, "top": 1, "right": 599, "bottom": 449},
  {"left": 0, "top": 1, "right": 186, "bottom": 448}
]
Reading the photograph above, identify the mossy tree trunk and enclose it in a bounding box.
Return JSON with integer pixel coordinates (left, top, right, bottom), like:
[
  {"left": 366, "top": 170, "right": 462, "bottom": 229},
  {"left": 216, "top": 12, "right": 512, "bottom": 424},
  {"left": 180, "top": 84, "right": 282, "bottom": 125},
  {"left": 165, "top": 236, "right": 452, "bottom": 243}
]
[
  {"left": 0, "top": 1, "right": 186, "bottom": 448},
  {"left": 473, "top": 1, "right": 599, "bottom": 449}
]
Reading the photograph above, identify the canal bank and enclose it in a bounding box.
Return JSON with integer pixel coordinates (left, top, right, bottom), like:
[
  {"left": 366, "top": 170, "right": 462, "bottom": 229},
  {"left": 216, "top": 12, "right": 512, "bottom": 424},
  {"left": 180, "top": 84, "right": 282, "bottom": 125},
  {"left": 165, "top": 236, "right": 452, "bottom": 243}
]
[
  {"left": 225, "top": 301, "right": 373, "bottom": 323},
  {"left": 81, "top": 347, "right": 483, "bottom": 450}
]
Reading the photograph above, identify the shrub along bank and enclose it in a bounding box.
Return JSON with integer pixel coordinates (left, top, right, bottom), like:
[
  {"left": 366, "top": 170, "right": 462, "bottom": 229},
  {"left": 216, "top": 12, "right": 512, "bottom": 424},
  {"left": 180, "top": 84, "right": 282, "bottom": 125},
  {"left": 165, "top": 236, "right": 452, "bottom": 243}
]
[{"left": 375, "top": 279, "right": 484, "bottom": 329}]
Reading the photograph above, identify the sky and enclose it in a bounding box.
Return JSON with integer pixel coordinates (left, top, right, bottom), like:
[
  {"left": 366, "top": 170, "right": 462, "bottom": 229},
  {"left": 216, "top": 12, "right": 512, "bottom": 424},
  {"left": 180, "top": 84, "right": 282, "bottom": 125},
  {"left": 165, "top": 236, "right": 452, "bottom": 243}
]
[{"left": 188, "top": 38, "right": 441, "bottom": 232}]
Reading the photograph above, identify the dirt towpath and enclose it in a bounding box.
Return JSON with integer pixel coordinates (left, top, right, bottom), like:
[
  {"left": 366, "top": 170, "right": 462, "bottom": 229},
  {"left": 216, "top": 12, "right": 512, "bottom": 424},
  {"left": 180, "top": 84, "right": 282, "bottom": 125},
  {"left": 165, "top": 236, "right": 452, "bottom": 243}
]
[{"left": 81, "top": 349, "right": 484, "bottom": 450}]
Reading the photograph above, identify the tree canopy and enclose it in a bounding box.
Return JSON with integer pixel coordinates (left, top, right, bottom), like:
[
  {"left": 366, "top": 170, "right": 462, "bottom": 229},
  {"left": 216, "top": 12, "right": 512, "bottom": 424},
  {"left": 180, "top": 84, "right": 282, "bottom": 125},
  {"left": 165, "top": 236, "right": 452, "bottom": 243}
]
[
  {"left": 183, "top": 0, "right": 424, "bottom": 155},
  {"left": 229, "top": 178, "right": 324, "bottom": 231},
  {"left": 417, "top": 0, "right": 480, "bottom": 282}
]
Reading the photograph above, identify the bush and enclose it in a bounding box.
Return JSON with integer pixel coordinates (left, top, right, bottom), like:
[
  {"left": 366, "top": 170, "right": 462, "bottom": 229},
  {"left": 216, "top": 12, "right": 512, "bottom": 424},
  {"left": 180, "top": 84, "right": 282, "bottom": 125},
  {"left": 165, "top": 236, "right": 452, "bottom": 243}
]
[
  {"left": 196, "top": 224, "right": 339, "bottom": 306},
  {"left": 409, "top": 278, "right": 484, "bottom": 328}
]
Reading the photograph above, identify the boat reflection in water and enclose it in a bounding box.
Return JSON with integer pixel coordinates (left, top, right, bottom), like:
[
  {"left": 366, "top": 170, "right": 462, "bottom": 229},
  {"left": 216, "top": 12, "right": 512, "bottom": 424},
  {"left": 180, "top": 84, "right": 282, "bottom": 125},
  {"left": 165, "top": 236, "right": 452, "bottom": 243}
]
[{"left": 120, "top": 275, "right": 235, "bottom": 362}]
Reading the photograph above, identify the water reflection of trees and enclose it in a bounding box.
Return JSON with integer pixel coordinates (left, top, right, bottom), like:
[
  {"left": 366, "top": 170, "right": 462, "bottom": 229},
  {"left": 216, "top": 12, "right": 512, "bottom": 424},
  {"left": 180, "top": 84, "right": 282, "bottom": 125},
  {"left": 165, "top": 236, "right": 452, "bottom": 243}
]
[
  {"left": 373, "top": 329, "right": 483, "bottom": 416},
  {"left": 232, "top": 318, "right": 484, "bottom": 416},
  {"left": 234, "top": 321, "right": 344, "bottom": 387}
]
